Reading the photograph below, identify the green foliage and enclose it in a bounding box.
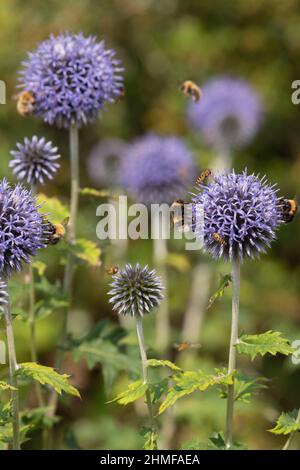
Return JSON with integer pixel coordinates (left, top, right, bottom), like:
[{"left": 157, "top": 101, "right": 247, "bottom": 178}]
[
  {"left": 21, "top": 406, "right": 60, "bottom": 430},
  {"left": 69, "top": 238, "right": 101, "bottom": 267},
  {"left": 269, "top": 410, "right": 300, "bottom": 435},
  {"left": 207, "top": 274, "right": 232, "bottom": 309},
  {"left": 17, "top": 363, "right": 80, "bottom": 398},
  {"left": 141, "top": 427, "right": 158, "bottom": 450},
  {"left": 159, "top": 369, "right": 234, "bottom": 415},
  {"left": 165, "top": 253, "right": 190, "bottom": 272},
  {"left": 147, "top": 358, "right": 182, "bottom": 372},
  {"left": 108, "top": 380, "right": 148, "bottom": 405},
  {"left": 181, "top": 433, "right": 246, "bottom": 450},
  {"left": 0, "top": 423, "right": 33, "bottom": 446},
  {"left": 0, "top": 381, "right": 16, "bottom": 392},
  {"left": 80, "top": 187, "right": 114, "bottom": 198},
  {"left": 37, "top": 194, "right": 69, "bottom": 223},
  {"left": 32, "top": 260, "right": 47, "bottom": 276},
  {"left": 34, "top": 277, "right": 68, "bottom": 320},
  {"left": 236, "top": 331, "right": 295, "bottom": 360},
  {"left": 218, "top": 374, "right": 267, "bottom": 403}
]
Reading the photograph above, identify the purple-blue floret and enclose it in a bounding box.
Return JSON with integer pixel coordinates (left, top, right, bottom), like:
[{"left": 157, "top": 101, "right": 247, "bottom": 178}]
[{"left": 19, "top": 32, "right": 124, "bottom": 128}]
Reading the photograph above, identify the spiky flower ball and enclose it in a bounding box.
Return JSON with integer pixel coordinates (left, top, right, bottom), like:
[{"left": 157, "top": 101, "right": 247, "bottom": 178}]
[
  {"left": 86, "top": 138, "right": 126, "bottom": 188},
  {"left": 0, "top": 179, "right": 45, "bottom": 276},
  {"left": 108, "top": 263, "right": 164, "bottom": 317},
  {"left": 187, "top": 77, "right": 262, "bottom": 151},
  {"left": 193, "top": 170, "right": 282, "bottom": 261},
  {"left": 120, "top": 134, "right": 195, "bottom": 206},
  {"left": 10, "top": 136, "right": 60, "bottom": 186},
  {"left": 19, "top": 32, "right": 124, "bottom": 128}
]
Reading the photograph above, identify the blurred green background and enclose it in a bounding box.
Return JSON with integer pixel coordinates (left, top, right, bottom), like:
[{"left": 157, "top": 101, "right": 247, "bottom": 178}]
[{"left": 0, "top": 0, "right": 300, "bottom": 450}]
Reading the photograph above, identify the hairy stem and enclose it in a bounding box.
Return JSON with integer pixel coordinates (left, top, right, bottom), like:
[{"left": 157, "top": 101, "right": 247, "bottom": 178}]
[
  {"left": 2, "top": 277, "right": 20, "bottom": 450},
  {"left": 225, "top": 257, "right": 240, "bottom": 449},
  {"left": 283, "top": 409, "right": 300, "bottom": 450},
  {"left": 46, "top": 124, "right": 79, "bottom": 445},
  {"left": 136, "top": 316, "right": 155, "bottom": 434}
]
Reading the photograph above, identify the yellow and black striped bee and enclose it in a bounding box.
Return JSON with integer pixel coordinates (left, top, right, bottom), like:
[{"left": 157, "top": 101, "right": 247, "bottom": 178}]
[
  {"left": 171, "top": 199, "right": 191, "bottom": 233},
  {"left": 196, "top": 169, "right": 212, "bottom": 185},
  {"left": 44, "top": 217, "right": 69, "bottom": 245},
  {"left": 180, "top": 80, "right": 202, "bottom": 103},
  {"left": 212, "top": 232, "right": 227, "bottom": 246},
  {"left": 105, "top": 266, "right": 119, "bottom": 275},
  {"left": 279, "top": 197, "right": 298, "bottom": 223},
  {"left": 16, "top": 91, "right": 35, "bottom": 117}
]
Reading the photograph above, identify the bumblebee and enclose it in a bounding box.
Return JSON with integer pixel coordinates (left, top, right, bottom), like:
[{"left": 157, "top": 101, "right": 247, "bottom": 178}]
[
  {"left": 174, "top": 341, "right": 201, "bottom": 352},
  {"left": 171, "top": 199, "right": 191, "bottom": 233},
  {"left": 279, "top": 197, "right": 298, "bottom": 223},
  {"left": 105, "top": 266, "right": 119, "bottom": 275},
  {"left": 44, "top": 217, "right": 69, "bottom": 245},
  {"left": 212, "top": 232, "right": 227, "bottom": 246},
  {"left": 180, "top": 80, "right": 202, "bottom": 103},
  {"left": 16, "top": 91, "right": 35, "bottom": 116},
  {"left": 196, "top": 169, "right": 212, "bottom": 185}
]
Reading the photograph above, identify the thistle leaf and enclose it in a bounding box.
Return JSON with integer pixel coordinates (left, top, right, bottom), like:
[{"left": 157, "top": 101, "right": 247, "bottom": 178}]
[
  {"left": 17, "top": 363, "right": 80, "bottom": 398},
  {"left": 80, "top": 187, "right": 114, "bottom": 198},
  {"left": 141, "top": 427, "right": 158, "bottom": 450},
  {"left": 236, "top": 331, "right": 295, "bottom": 360},
  {"left": 69, "top": 238, "right": 101, "bottom": 267},
  {"left": 108, "top": 380, "right": 148, "bottom": 405},
  {"left": 147, "top": 359, "right": 182, "bottom": 371},
  {"left": 0, "top": 381, "right": 17, "bottom": 392},
  {"left": 269, "top": 410, "right": 300, "bottom": 435},
  {"left": 207, "top": 274, "right": 232, "bottom": 309},
  {"left": 37, "top": 194, "right": 69, "bottom": 223}
]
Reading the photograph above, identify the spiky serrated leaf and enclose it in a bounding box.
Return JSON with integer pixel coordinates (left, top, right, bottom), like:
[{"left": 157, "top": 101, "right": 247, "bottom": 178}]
[
  {"left": 141, "top": 427, "right": 158, "bottom": 450},
  {"left": 0, "top": 381, "right": 17, "bottom": 392},
  {"left": 218, "top": 374, "right": 267, "bottom": 403},
  {"left": 269, "top": 409, "right": 300, "bottom": 435},
  {"left": 37, "top": 194, "right": 69, "bottom": 223},
  {"left": 207, "top": 274, "right": 232, "bottom": 309},
  {"left": 108, "top": 380, "right": 148, "bottom": 405},
  {"left": 69, "top": 238, "right": 101, "bottom": 267},
  {"left": 236, "top": 331, "right": 295, "bottom": 360},
  {"left": 147, "top": 359, "right": 182, "bottom": 372},
  {"left": 159, "top": 369, "right": 234, "bottom": 415},
  {"left": 0, "top": 423, "right": 33, "bottom": 445},
  {"left": 80, "top": 187, "right": 114, "bottom": 198},
  {"left": 17, "top": 363, "right": 80, "bottom": 398}
]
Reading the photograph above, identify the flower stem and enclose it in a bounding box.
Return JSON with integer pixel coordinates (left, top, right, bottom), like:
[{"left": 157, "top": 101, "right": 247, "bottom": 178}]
[
  {"left": 2, "top": 276, "right": 20, "bottom": 450},
  {"left": 225, "top": 256, "right": 240, "bottom": 449},
  {"left": 283, "top": 409, "right": 300, "bottom": 450},
  {"left": 28, "top": 265, "right": 44, "bottom": 406},
  {"left": 136, "top": 316, "right": 155, "bottom": 433},
  {"left": 46, "top": 124, "right": 79, "bottom": 446}
]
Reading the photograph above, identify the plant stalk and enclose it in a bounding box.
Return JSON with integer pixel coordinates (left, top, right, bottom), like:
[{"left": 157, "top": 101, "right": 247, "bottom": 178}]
[
  {"left": 2, "top": 276, "right": 20, "bottom": 450},
  {"left": 225, "top": 256, "right": 240, "bottom": 449},
  {"left": 136, "top": 316, "right": 155, "bottom": 432},
  {"left": 46, "top": 124, "right": 79, "bottom": 445},
  {"left": 283, "top": 409, "right": 300, "bottom": 450}
]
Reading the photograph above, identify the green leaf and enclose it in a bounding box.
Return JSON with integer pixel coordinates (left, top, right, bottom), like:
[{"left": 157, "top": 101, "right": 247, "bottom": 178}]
[
  {"left": 236, "top": 331, "right": 295, "bottom": 360},
  {"left": 37, "top": 194, "right": 69, "bottom": 223},
  {"left": 17, "top": 363, "right": 80, "bottom": 398},
  {"left": 80, "top": 187, "right": 114, "bottom": 198},
  {"left": 0, "top": 423, "right": 33, "bottom": 445},
  {"left": 149, "top": 379, "right": 169, "bottom": 404},
  {"left": 0, "top": 381, "right": 17, "bottom": 392},
  {"left": 31, "top": 260, "right": 47, "bottom": 276},
  {"left": 108, "top": 380, "right": 148, "bottom": 405},
  {"left": 147, "top": 358, "right": 182, "bottom": 372},
  {"left": 218, "top": 374, "right": 267, "bottom": 403},
  {"left": 141, "top": 427, "right": 158, "bottom": 450},
  {"left": 159, "top": 369, "right": 234, "bottom": 415},
  {"left": 207, "top": 274, "right": 232, "bottom": 309},
  {"left": 269, "top": 410, "right": 300, "bottom": 435},
  {"left": 70, "top": 238, "right": 101, "bottom": 267},
  {"left": 181, "top": 433, "right": 246, "bottom": 450},
  {"left": 165, "top": 253, "right": 190, "bottom": 272}
]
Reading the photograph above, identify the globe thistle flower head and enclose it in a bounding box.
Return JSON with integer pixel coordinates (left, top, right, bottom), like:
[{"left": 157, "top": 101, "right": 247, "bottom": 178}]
[
  {"left": 108, "top": 263, "right": 164, "bottom": 317},
  {"left": 0, "top": 179, "right": 45, "bottom": 276},
  {"left": 10, "top": 136, "right": 60, "bottom": 186},
  {"left": 120, "top": 134, "right": 195, "bottom": 206},
  {"left": 86, "top": 138, "right": 126, "bottom": 188},
  {"left": 192, "top": 170, "right": 282, "bottom": 261},
  {"left": 187, "top": 77, "right": 262, "bottom": 151},
  {"left": 19, "top": 32, "right": 124, "bottom": 128}
]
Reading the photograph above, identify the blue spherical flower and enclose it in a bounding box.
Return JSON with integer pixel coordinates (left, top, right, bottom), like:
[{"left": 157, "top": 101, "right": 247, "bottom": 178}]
[
  {"left": 86, "top": 138, "right": 126, "bottom": 188},
  {"left": 108, "top": 263, "right": 164, "bottom": 317},
  {"left": 19, "top": 32, "right": 124, "bottom": 128},
  {"left": 120, "top": 134, "right": 195, "bottom": 206},
  {"left": 192, "top": 170, "right": 282, "bottom": 261},
  {"left": 10, "top": 136, "right": 60, "bottom": 186},
  {"left": 187, "top": 77, "right": 262, "bottom": 151},
  {"left": 0, "top": 179, "right": 45, "bottom": 276}
]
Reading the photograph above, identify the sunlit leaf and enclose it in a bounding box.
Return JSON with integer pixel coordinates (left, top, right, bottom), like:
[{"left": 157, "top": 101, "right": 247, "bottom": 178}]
[
  {"left": 37, "top": 194, "right": 69, "bottom": 223},
  {"left": 141, "top": 427, "right": 158, "bottom": 450},
  {"left": 218, "top": 374, "right": 267, "bottom": 403},
  {"left": 236, "top": 331, "right": 295, "bottom": 360},
  {"left": 108, "top": 380, "right": 148, "bottom": 405},
  {"left": 269, "top": 409, "right": 300, "bottom": 435},
  {"left": 69, "top": 238, "right": 101, "bottom": 267},
  {"left": 147, "top": 358, "right": 182, "bottom": 372},
  {"left": 207, "top": 274, "right": 232, "bottom": 309},
  {"left": 0, "top": 381, "right": 17, "bottom": 392},
  {"left": 80, "top": 187, "right": 114, "bottom": 198},
  {"left": 165, "top": 253, "right": 190, "bottom": 272},
  {"left": 31, "top": 261, "right": 47, "bottom": 277},
  {"left": 17, "top": 363, "right": 80, "bottom": 398}
]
